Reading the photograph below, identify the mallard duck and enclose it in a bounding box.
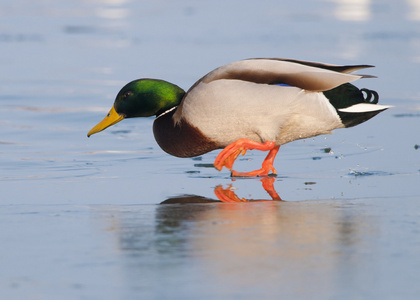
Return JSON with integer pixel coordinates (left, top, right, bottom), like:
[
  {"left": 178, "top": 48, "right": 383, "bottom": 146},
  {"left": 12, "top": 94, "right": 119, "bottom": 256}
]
[{"left": 88, "top": 58, "right": 390, "bottom": 177}]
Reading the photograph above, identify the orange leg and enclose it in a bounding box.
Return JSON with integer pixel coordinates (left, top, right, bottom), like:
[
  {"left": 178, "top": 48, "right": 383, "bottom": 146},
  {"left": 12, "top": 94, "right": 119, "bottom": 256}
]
[{"left": 214, "top": 138, "right": 280, "bottom": 177}]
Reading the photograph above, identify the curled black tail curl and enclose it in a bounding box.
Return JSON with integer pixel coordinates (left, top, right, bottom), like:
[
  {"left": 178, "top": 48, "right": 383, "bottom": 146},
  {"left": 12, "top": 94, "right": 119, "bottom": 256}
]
[{"left": 360, "top": 88, "right": 379, "bottom": 104}]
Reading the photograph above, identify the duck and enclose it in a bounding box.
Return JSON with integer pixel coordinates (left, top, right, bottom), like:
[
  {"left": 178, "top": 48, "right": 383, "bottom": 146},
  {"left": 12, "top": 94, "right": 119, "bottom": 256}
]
[{"left": 87, "top": 58, "right": 390, "bottom": 177}]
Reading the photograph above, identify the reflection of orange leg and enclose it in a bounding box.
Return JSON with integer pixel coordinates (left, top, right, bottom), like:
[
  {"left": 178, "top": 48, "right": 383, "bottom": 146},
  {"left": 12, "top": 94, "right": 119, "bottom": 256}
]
[
  {"left": 214, "top": 138, "right": 280, "bottom": 177},
  {"left": 261, "top": 177, "right": 282, "bottom": 201},
  {"left": 214, "top": 185, "right": 247, "bottom": 203},
  {"left": 213, "top": 178, "right": 282, "bottom": 202}
]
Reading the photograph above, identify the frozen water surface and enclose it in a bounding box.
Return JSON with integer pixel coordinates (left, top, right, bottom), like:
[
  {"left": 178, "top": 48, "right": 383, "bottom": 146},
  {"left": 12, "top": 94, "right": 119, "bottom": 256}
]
[{"left": 1, "top": 0, "right": 420, "bottom": 299}]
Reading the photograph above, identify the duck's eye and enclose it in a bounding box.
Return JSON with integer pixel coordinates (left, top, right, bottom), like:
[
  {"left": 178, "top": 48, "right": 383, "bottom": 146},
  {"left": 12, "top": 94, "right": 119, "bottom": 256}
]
[{"left": 122, "top": 91, "right": 133, "bottom": 99}]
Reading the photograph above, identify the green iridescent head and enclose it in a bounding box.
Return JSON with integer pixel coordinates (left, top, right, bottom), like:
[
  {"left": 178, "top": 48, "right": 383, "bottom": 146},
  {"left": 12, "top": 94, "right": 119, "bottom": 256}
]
[
  {"left": 115, "top": 79, "right": 185, "bottom": 118},
  {"left": 87, "top": 79, "right": 185, "bottom": 137}
]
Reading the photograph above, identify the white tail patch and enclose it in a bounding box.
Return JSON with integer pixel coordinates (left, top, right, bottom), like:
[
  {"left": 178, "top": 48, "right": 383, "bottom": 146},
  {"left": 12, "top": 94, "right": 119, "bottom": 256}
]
[{"left": 338, "top": 103, "right": 392, "bottom": 113}]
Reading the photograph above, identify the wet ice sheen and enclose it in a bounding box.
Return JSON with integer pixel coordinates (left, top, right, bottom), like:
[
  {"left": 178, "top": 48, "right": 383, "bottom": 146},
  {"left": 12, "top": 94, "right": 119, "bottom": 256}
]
[{"left": 2, "top": 198, "right": 420, "bottom": 300}]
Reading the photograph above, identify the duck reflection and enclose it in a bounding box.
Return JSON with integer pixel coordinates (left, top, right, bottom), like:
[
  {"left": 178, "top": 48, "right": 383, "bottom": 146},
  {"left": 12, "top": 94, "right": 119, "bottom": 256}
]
[
  {"left": 111, "top": 179, "right": 374, "bottom": 298},
  {"left": 161, "top": 177, "right": 282, "bottom": 204}
]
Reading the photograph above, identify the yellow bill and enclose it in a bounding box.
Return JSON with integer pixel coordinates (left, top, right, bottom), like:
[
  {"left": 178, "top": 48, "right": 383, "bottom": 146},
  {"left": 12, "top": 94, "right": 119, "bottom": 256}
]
[{"left": 87, "top": 106, "right": 124, "bottom": 137}]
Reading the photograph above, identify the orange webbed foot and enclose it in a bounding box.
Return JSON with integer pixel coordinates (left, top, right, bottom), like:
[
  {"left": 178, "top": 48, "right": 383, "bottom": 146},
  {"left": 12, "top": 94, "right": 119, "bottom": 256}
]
[
  {"left": 230, "top": 167, "right": 276, "bottom": 177},
  {"left": 214, "top": 139, "right": 280, "bottom": 177},
  {"left": 214, "top": 143, "right": 247, "bottom": 171}
]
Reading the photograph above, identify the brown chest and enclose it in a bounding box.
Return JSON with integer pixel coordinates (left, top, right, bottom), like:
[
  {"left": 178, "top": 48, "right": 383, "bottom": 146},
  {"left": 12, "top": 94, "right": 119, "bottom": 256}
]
[{"left": 152, "top": 109, "right": 220, "bottom": 158}]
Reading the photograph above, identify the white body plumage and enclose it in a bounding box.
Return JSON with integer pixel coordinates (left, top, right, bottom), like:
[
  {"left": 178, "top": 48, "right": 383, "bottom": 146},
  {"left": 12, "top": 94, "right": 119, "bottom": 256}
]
[{"left": 173, "top": 59, "right": 389, "bottom": 147}]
